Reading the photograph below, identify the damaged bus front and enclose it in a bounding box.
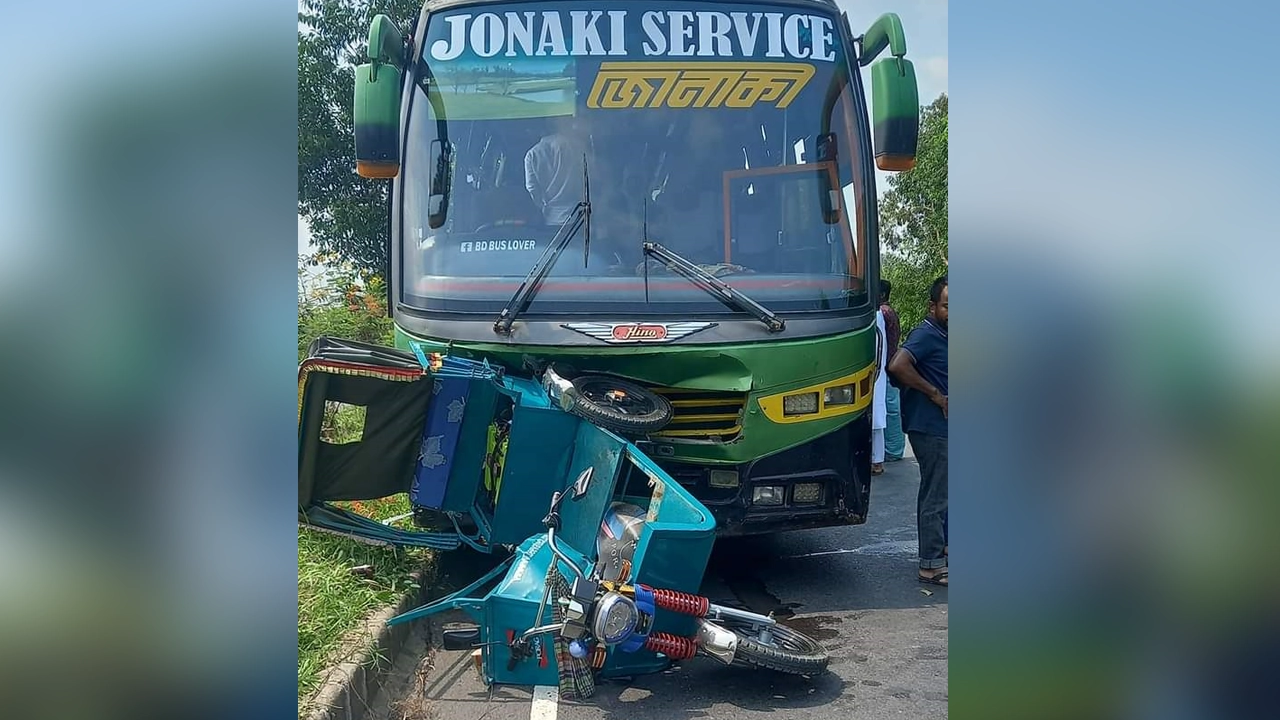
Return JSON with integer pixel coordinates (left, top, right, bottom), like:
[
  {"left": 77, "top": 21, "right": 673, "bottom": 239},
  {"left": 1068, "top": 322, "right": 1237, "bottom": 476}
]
[{"left": 351, "top": 0, "right": 920, "bottom": 534}]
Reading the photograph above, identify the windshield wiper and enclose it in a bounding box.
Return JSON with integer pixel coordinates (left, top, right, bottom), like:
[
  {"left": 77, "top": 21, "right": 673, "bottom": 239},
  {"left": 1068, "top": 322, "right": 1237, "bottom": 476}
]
[
  {"left": 493, "top": 156, "right": 592, "bottom": 335},
  {"left": 641, "top": 241, "right": 785, "bottom": 333}
]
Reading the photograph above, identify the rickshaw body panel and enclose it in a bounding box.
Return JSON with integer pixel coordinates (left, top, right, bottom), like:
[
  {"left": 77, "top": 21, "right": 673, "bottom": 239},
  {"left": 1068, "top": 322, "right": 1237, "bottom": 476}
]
[
  {"left": 298, "top": 337, "right": 722, "bottom": 687},
  {"left": 487, "top": 406, "right": 579, "bottom": 545},
  {"left": 480, "top": 534, "right": 573, "bottom": 687},
  {"left": 476, "top": 432, "right": 717, "bottom": 683},
  {"left": 410, "top": 374, "right": 502, "bottom": 512}
]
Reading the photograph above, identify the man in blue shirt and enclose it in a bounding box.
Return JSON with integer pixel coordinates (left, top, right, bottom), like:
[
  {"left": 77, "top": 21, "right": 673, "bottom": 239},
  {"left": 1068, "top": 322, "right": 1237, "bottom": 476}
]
[{"left": 888, "top": 275, "right": 948, "bottom": 585}]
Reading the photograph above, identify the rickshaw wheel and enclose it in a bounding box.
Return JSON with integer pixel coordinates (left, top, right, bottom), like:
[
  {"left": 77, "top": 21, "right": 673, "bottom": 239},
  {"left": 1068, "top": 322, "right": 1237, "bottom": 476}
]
[
  {"left": 568, "top": 375, "right": 674, "bottom": 436},
  {"left": 727, "top": 621, "right": 830, "bottom": 676}
]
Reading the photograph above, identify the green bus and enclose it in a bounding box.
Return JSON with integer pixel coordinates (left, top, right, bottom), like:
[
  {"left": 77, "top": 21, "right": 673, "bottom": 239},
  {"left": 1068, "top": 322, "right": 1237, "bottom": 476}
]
[{"left": 352, "top": 0, "right": 920, "bottom": 535}]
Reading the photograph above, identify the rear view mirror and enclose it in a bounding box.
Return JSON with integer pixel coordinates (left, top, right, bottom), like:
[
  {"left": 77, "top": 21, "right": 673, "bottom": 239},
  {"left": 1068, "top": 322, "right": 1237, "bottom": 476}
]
[
  {"left": 354, "top": 15, "right": 406, "bottom": 179},
  {"left": 816, "top": 133, "right": 838, "bottom": 163},
  {"left": 572, "top": 467, "right": 594, "bottom": 500},
  {"left": 427, "top": 139, "right": 452, "bottom": 229},
  {"left": 816, "top": 133, "right": 840, "bottom": 224},
  {"left": 860, "top": 13, "right": 920, "bottom": 172}
]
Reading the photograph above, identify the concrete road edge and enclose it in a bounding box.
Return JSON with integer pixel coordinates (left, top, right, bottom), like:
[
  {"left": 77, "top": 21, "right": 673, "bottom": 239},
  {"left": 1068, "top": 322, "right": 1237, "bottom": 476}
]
[{"left": 302, "top": 571, "right": 428, "bottom": 720}]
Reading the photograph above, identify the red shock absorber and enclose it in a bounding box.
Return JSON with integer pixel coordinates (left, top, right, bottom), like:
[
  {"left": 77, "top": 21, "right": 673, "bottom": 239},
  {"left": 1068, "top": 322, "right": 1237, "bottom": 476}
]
[
  {"left": 645, "top": 585, "right": 710, "bottom": 617},
  {"left": 644, "top": 632, "right": 698, "bottom": 660},
  {"left": 591, "top": 645, "right": 607, "bottom": 669}
]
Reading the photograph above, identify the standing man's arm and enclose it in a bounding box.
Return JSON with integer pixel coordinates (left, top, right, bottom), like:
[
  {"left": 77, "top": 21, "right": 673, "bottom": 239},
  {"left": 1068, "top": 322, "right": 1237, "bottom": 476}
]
[
  {"left": 524, "top": 146, "right": 541, "bottom": 206},
  {"left": 888, "top": 348, "right": 947, "bottom": 418}
]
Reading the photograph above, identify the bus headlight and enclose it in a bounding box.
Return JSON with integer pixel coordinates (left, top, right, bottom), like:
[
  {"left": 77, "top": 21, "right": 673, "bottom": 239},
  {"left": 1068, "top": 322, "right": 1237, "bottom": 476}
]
[
  {"left": 782, "top": 392, "right": 819, "bottom": 416},
  {"left": 823, "top": 384, "right": 856, "bottom": 406},
  {"left": 752, "top": 486, "right": 785, "bottom": 506},
  {"left": 793, "top": 483, "right": 824, "bottom": 504},
  {"left": 709, "top": 470, "right": 740, "bottom": 488},
  {"left": 757, "top": 366, "right": 873, "bottom": 424}
]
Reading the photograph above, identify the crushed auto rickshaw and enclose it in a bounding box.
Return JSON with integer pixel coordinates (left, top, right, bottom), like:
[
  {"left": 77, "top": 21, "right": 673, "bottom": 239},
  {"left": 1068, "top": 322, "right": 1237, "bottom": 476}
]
[{"left": 298, "top": 337, "right": 829, "bottom": 697}]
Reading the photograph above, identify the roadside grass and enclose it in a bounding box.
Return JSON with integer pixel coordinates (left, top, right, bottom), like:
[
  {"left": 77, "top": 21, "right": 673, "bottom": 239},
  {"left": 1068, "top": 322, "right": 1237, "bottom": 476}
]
[
  {"left": 299, "top": 264, "right": 418, "bottom": 714},
  {"left": 297, "top": 493, "right": 431, "bottom": 715}
]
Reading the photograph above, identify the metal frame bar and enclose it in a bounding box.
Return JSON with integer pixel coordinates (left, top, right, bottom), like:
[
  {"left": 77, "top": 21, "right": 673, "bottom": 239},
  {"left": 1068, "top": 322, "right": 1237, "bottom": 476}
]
[{"left": 386, "top": 554, "right": 516, "bottom": 626}]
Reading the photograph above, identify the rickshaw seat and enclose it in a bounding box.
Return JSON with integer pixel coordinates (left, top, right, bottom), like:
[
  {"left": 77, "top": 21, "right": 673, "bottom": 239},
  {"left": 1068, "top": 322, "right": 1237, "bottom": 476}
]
[{"left": 410, "top": 374, "right": 501, "bottom": 513}]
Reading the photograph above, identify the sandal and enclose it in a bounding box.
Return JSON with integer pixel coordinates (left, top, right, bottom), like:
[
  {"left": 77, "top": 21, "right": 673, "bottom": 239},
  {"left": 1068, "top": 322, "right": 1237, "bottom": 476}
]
[
  {"left": 871, "top": 463, "right": 885, "bottom": 475},
  {"left": 918, "top": 568, "right": 948, "bottom": 586}
]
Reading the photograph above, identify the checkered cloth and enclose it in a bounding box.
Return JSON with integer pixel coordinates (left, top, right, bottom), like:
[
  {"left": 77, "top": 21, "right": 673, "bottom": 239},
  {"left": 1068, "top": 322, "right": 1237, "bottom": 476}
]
[{"left": 547, "top": 566, "right": 596, "bottom": 699}]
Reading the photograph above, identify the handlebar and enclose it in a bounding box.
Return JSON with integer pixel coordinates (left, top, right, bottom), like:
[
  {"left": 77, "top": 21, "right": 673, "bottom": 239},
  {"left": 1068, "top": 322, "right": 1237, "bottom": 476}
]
[
  {"left": 518, "top": 621, "right": 567, "bottom": 643},
  {"left": 541, "top": 490, "right": 587, "bottom": 580},
  {"left": 547, "top": 525, "right": 586, "bottom": 579}
]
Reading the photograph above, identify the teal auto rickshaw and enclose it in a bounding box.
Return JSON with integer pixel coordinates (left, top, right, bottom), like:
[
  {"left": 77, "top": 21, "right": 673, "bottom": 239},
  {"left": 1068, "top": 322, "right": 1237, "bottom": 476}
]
[{"left": 297, "top": 338, "right": 829, "bottom": 697}]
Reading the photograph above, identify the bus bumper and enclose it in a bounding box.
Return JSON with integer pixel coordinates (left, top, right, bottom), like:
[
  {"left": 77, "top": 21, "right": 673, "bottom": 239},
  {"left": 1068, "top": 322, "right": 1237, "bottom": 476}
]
[{"left": 653, "top": 415, "right": 872, "bottom": 537}]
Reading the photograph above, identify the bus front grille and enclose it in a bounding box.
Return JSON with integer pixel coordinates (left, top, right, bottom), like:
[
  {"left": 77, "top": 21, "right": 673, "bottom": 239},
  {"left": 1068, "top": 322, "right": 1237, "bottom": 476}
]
[{"left": 650, "top": 387, "right": 746, "bottom": 441}]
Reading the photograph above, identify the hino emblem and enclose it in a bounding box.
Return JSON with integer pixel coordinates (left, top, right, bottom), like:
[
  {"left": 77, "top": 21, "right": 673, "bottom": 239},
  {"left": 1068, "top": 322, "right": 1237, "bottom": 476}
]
[
  {"left": 612, "top": 324, "right": 666, "bottom": 341},
  {"left": 562, "top": 322, "right": 717, "bottom": 344}
]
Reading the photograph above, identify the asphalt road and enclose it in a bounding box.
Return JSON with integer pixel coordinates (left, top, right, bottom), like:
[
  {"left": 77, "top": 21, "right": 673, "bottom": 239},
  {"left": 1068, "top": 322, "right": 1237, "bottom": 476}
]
[{"left": 367, "top": 449, "right": 948, "bottom": 720}]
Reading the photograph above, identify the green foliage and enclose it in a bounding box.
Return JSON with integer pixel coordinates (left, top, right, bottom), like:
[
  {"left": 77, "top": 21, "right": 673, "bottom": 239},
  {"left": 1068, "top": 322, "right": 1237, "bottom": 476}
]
[
  {"left": 298, "top": 258, "right": 394, "bottom": 360},
  {"left": 879, "top": 94, "right": 948, "bottom": 333},
  {"left": 321, "top": 402, "right": 368, "bottom": 444},
  {"left": 296, "top": 256, "right": 408, "bottom": 712},
  {"left": 298, "top": 0, "right": 420, "bottom": 276},
  {"left": 298, "top": 10, "right": 424, "bottom": 705},
  {"left": 298, "top": 494, "right": 426, "bottom": 714}
]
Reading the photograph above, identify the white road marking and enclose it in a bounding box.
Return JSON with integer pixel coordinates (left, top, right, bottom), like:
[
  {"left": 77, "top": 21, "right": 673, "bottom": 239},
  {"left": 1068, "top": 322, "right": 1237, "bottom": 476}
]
[
  {"left": 785, "top": 547, "right": 861, "bottom": 559},
  {"left": 530, "top": 684, "right": 559, "bottom": 720},
  {"left": 783, "top": 539, "right": 919, "bottom": 559}
]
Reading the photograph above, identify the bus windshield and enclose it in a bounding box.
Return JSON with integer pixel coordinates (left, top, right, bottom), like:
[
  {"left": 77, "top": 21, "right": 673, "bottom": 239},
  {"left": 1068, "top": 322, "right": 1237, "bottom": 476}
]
[{"left": 400, "top": 1, "right": 873, "bottom": 317}]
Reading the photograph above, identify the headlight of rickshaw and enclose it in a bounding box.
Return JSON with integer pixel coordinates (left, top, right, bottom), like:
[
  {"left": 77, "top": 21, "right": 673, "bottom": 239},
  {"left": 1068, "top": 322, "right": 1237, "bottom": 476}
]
[
  {"left": 591, "top": 592, "right": 640, "bottom": 645},
  {"left": 542, "top": 366, "right": 577, "bottom": 412}
]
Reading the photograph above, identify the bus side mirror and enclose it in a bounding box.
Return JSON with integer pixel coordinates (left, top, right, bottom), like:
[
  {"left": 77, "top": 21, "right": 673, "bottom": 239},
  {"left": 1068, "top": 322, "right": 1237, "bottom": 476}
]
[
  {"left": 870, "top": 57, "right": 919, "bottom": 172},
  {"left": 354, "top": 15, "right": 406, "bottom": 179},
  {"left": 858, "top": 13, "right": 919, "bottom": 172}
]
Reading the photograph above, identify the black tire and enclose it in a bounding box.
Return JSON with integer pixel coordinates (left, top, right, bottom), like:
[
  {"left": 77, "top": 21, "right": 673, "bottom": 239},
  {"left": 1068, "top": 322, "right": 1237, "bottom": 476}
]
[
  {"left": 568, "top": 375, "right": 674, "bottom": 436},
  {"left": 728, "top": 621, "right": 830, "bottom": 676}
]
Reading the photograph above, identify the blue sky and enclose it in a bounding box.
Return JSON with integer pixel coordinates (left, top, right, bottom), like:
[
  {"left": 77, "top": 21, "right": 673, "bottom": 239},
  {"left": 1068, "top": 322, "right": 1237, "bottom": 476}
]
[
  {"left": 951, "top": 0, "right": 1278, "bottom": 245},
  {"left": 836, "top": 0, "right": 948, "bottom": 199},
  {"left": 950, "top": 0, "right": 1280, "bottom": 367},
  {"left": 838, "top": 0, "right": 947, "bottom": 104}
]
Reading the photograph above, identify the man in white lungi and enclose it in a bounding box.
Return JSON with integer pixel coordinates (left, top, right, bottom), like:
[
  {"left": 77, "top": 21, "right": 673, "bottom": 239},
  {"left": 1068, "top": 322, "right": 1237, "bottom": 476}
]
[{"left": 871, "top": 308, "right": 889, "bottom": 475}]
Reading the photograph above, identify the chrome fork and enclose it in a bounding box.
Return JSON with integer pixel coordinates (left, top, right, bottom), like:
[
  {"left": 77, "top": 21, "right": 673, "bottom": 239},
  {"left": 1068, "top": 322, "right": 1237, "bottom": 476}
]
[{"left": 697, "top": 602, "right": 779, "bottom": 662}]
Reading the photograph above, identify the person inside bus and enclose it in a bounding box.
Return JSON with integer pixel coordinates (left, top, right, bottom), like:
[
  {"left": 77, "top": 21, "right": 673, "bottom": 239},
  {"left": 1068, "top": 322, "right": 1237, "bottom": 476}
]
[{"left": 524, "top": 114, "right": 591, "bottom": 226}]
